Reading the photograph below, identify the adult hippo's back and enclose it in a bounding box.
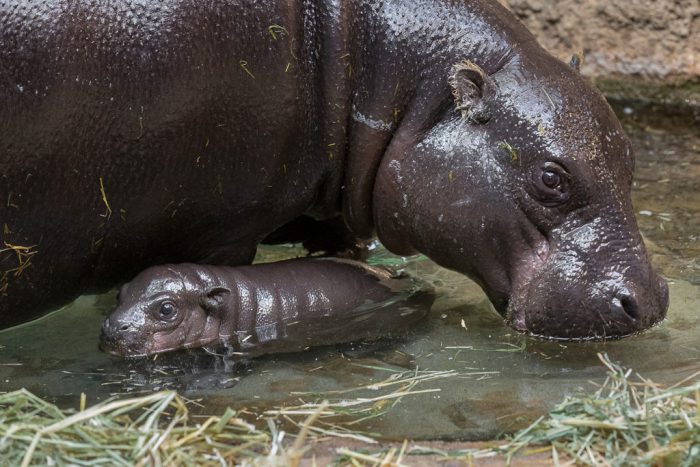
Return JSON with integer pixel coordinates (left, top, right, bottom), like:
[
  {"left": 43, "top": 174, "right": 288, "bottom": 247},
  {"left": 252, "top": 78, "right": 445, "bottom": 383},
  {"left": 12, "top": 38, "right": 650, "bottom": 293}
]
[{"left": 0, "top": 0, "right": 668, "bottom": 337}]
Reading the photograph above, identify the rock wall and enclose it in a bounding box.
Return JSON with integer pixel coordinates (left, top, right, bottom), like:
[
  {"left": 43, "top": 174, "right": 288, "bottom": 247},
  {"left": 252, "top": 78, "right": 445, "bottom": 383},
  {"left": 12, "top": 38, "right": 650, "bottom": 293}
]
[{"left": 498, "top": 0, "right": 700, "bottom": 106}]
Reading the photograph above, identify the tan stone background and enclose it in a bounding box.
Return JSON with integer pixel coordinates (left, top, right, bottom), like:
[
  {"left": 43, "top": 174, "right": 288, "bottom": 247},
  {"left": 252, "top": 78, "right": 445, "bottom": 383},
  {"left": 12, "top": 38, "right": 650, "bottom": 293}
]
[{"left": 498, "top": 0, "right": 700, "bottom": 105}]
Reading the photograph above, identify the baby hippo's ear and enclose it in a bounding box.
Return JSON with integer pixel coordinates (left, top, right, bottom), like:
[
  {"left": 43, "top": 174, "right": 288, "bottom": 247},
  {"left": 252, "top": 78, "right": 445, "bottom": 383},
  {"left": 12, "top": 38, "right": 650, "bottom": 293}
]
[
  {"left": 448, "top": 60, "right": 494, "bottom": 124},
  {"left": 201, "top": 286, "right": 231, "bottom": 313}
]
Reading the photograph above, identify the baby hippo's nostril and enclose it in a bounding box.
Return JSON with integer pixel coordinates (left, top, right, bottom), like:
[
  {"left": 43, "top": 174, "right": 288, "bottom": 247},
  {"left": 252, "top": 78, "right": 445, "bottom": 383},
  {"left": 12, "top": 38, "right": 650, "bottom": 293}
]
[{"left": 612, "top": 292, "right": 639, "bottom": 321}]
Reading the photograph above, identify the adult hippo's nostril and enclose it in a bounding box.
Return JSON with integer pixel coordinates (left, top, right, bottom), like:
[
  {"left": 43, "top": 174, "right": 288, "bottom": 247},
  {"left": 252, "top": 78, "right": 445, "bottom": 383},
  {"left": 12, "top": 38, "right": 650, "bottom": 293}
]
[{"left": 615, "top": 293, "right": 639, "bottom": 321}]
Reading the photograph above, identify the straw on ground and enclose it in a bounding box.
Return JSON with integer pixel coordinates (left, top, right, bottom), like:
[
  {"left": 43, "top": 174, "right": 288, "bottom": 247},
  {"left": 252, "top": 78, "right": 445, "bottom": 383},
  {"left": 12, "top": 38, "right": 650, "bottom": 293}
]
[{"left": 1, "top": 355, "right": 698, "bottom": 466}]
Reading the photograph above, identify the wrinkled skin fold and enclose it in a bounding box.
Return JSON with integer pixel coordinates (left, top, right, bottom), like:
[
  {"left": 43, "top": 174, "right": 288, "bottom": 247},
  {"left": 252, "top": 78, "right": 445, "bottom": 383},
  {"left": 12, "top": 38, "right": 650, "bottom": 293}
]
[{"left": 0, "top": 0, "right": 667, "bottom": 338}]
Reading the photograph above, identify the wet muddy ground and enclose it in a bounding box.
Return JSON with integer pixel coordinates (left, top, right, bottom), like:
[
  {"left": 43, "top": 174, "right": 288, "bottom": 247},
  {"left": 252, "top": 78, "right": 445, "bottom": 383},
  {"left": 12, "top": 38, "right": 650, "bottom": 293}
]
[{"left": 0, "top": 102, "right": 698, "bottom": 441}]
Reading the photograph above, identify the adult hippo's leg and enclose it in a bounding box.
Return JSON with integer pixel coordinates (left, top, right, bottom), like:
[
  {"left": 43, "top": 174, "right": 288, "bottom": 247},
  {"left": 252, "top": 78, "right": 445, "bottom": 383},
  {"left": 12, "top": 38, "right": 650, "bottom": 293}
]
[{"left": 262, "top": 216, "right": 369, "bottom": 259}]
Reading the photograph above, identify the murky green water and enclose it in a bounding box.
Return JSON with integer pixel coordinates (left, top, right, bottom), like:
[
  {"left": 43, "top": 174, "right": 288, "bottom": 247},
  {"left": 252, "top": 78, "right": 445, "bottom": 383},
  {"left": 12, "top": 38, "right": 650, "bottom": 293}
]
[{"left": 0, "top": 103, "right": 698, "bottom": 441}]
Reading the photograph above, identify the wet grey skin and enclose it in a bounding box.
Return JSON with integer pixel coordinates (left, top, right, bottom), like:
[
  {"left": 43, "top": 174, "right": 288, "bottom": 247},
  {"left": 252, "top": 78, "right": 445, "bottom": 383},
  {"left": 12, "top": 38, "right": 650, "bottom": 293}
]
[
  {"left": 1, "top": 0, "right": 668, "bottom": 338},
  {"left": 100, "top": 259, "right": 431, "bottom": 357}
]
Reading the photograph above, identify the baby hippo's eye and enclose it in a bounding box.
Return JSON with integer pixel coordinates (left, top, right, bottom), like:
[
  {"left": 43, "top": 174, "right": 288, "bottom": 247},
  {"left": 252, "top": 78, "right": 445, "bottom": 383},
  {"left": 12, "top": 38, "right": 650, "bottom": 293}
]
[{"left": 158, "top": 301, "right": 177, "bottom": 320}]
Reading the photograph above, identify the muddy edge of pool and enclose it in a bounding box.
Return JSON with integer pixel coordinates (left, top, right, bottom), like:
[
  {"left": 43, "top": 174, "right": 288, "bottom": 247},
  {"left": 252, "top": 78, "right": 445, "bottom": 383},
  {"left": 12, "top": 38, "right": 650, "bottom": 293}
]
[
  {"left": 302, "top": 438, "right": 556, "bottom": 466},
  {"left": 498, "top": 0, "right": 700, "bottom": 108}
]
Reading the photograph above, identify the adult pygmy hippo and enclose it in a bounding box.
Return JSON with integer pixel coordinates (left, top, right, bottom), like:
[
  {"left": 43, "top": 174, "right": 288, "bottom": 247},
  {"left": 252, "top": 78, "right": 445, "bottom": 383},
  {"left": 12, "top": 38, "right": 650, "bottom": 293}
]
[
  {"left": 101, "top": 259, "right": 430, "bottom": 357},
  {"left": 1, "top": 0, "right": 668, "bottom": 338}
]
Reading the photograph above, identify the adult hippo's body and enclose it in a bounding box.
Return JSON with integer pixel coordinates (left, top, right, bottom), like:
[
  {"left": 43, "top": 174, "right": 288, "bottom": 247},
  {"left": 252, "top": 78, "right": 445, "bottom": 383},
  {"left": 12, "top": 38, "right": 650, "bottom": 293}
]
[{"left": 0, "top": 0, "right": 668, "bottom": 337}]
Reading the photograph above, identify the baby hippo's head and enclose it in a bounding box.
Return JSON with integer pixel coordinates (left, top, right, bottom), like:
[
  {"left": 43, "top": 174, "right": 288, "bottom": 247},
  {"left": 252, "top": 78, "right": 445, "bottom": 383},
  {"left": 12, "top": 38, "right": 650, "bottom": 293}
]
[{"left": 100, "top": 264, "right": 230, "bottom": 357}]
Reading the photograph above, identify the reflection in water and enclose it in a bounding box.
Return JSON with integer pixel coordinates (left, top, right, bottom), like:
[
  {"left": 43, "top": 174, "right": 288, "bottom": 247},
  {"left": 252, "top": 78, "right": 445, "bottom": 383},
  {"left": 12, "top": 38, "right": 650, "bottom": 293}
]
[
  {"left": 624, "top": 103, "right": 700, "bottom": 286},
  {"left": 0, "top": 104, "right": 698, "bottom": 441}
]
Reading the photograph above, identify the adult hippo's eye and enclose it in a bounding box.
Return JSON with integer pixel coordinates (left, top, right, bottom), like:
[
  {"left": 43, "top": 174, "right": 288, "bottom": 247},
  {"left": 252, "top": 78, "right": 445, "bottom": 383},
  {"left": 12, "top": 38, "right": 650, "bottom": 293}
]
[
  {"left": 542, "top": 170, "right": 561, "bottom": 189},
  {"left": 157, "top": 301, "right": 177, "bottom": 320},
  {"left": 532, "top": 162, "right": 570, "bottom": 206}
]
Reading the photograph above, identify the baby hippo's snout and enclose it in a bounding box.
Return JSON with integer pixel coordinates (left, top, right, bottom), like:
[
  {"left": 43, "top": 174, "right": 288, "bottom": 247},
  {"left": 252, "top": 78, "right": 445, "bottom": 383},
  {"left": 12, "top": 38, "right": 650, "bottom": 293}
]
[{"left": 99, "top": 315, "right": 144, "bottom": 356}]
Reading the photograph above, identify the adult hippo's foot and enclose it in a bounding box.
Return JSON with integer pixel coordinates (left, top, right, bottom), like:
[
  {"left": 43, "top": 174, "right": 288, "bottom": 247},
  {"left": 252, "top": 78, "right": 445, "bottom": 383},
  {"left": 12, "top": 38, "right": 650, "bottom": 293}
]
[{"left": 100, "top": 259, "right": 432, "bottom": 358}]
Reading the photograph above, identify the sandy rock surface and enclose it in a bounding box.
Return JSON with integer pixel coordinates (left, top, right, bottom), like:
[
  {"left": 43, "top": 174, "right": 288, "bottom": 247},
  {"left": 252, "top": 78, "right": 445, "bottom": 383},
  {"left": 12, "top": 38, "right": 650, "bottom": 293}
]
[{"left": 498, "top": 0, "right": 700, "bottom": 103}]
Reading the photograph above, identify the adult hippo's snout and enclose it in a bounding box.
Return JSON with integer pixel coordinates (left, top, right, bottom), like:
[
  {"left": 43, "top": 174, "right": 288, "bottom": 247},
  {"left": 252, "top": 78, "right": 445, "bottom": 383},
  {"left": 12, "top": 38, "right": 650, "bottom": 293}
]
[{"left": 507, "top": 218, "right": 669, "bottom": 339}]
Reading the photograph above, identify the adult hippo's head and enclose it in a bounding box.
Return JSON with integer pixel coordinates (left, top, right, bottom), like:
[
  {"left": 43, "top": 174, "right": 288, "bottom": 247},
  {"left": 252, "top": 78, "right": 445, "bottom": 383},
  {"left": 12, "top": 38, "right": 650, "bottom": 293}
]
[{"left": 372, "top": 48, "right": 668, "bottom": 339}]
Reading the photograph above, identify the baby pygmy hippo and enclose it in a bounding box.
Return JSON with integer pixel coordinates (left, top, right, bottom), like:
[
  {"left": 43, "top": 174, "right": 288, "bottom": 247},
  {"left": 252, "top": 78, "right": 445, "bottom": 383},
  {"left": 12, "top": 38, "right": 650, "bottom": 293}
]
[{"left": 100, "top": 258, "right": 432, "bottom": 358}]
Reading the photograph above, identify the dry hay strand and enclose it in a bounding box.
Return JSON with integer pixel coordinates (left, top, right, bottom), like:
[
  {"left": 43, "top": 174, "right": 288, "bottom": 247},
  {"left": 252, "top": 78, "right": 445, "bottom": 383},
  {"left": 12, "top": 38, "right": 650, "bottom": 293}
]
[
  {"left": 0, "top": 389, "right": 268, "bottom": 466},
  {"left": 0, "top": 367, "right": 459, "bottom": 466},
  {"left": 495, "top": 352, "right": 700, "bottom": 466}
]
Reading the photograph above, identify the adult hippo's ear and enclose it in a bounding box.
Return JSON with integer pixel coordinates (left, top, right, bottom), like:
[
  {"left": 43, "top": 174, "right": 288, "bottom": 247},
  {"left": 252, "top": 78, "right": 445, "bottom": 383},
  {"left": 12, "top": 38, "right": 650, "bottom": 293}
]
[
  {"left": 201, "top": 286, "right": 231, "bottom": 313},
  {"left": 569, "top": 52, "right": 583, "bottom": 72},
  {"left": 448, "top": 61, "right": 494, "bottom": 124}
]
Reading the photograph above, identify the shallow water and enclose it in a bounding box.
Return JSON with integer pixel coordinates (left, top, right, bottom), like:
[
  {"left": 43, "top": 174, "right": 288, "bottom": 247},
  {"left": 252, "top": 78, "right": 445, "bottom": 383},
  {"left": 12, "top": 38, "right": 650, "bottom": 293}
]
[{"left": 0, "top": 103, "right": 698, "bottom": 441}]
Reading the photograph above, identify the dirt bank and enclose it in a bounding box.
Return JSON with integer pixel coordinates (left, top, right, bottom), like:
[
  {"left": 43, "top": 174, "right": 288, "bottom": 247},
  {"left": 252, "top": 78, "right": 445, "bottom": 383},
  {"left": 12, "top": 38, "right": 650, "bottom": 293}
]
[{"left": 498, "top": 0, "right": 700, "bottom": 106}]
